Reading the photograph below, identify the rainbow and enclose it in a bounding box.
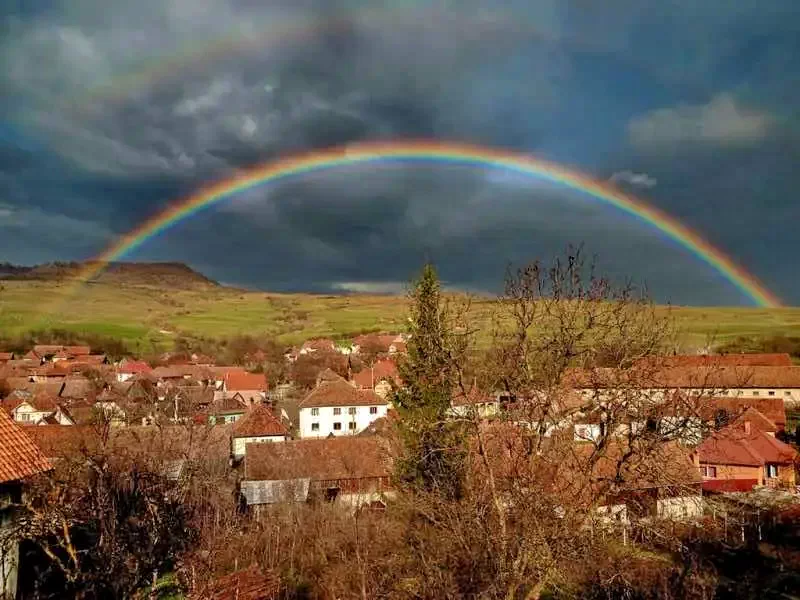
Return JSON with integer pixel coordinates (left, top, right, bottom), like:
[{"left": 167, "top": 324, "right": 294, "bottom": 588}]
[{"left": 80, "top": 140, "right": 781, "bottom": 307}]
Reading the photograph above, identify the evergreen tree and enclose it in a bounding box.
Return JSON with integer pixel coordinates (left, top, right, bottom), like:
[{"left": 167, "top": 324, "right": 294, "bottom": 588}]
[{"left": 393, "top": 263, "right": 467, "bottom": 500}]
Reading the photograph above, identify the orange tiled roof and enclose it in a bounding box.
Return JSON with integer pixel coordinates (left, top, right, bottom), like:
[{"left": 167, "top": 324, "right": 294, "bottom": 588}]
[
  {"left": 299, "top": 379, "right": 387, "bottom": 408},
  {"left": 232, "top": 404, "right": 289, "bottom": 438},
  {"left": 244, "top": 436, "right": 391, "bottom": 481},
  {"left": 635, "top": 353, "right": 793, "bottom": 368},
  {"left": 351, "top": 359, "right": 400, "bottom": 389},
  {"left": 224, "top": 371, "right": 267, "bottom": 392},
  {"left": 0, "top": 409, "right": 52, "bottom": 483},
  {"left": 699, "top": 421, "right": 798, "bottom": 467}
]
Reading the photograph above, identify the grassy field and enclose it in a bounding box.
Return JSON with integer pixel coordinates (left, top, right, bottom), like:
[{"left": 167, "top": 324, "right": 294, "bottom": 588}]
[{"left": 1, "top": 280, "right": 799, "bottom": 353}]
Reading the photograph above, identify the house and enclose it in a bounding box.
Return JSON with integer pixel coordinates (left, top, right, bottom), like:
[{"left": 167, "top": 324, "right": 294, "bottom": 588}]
[
  {"left": 0, "top": 409, "right": 52, "bottom": 599},
  {"left": 479, "top": 422, "right": 703, "bottom": 523},
  {"left": 697, "top": 415, "right": 798, "bottom": 492},
  {"left": 217, "top": 371, "right": 268, "bottom": 406},
  {"left": 0, "top": 391, "right": 62, "bottom": 425},
  {"left": 0, "top": 353, "right": 14, "bottom": 364},
  {"left": 634, "top": 353, "right": 794, "bottom": 368},
  {"left": 208, "top": 366, "right": 247, "bottom": 390},
  {"left": 351, "top": 359, "right": 401, "bottom": 399},
  {"left": 352, "top": 334, "right": 408, "bottom": 356},
  {"left": 701, "top": 396, "right": 787, "bottom": 433},
  {"left": 207, "top": 395, "right": 249, "bottom": 425},
  {"left": 448, "top": 386, "right": 501, "bottom": 419},
  {"left": 240, "top": 437, "right": 393, "bottom": 511},
  {"left": 564, "top": 365, "right": 800, "bottom": 406},
  {"left": 298, "top": 338, "right": 336, "bottom": 356},
  {"left": 298, "top": 379, "right": 389, "bottom": 438},
  {"left": 116, "top": 359, "right": 152, "bottom": 383},
  {"left": 230, "top": 404, "right": 290, "bottom": 459}
]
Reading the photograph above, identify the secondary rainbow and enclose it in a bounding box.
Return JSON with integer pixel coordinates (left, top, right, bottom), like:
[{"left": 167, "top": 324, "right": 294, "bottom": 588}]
[{"left": 81, "top": 140, "right": 781, "bottom": 307}]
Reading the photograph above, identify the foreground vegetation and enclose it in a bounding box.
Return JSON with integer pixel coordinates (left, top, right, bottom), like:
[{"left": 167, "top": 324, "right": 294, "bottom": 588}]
[{"left": 1, "top": 279, "right": 799, "bottom": 356}]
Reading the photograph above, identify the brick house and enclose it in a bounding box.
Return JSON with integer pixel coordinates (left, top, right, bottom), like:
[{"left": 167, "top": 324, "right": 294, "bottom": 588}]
[{"left": 697, "top": 412, "right": 798, "bottom": 492}]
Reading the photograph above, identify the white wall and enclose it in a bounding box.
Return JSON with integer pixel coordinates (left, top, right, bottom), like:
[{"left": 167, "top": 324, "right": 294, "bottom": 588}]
[
  {"left": 657, "top": 495, "right": 703, "bottom": 520},
  {"left": 299, "top": 404, "right": 388, "bottom": 438},
  {"left": 12, "top": 404, "right": 51, "bottom": 424},
  {"left": 232, "top": 434, "right": 286, "bottom": 458}
]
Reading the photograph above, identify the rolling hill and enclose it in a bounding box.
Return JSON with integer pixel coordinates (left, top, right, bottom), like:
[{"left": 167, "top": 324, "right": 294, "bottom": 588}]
[
  {"left": 0, "top": 261, "right": 219, "bottom": 288},
  {"left": 0, "top": 262, "right": 798, "bottom": 354}
]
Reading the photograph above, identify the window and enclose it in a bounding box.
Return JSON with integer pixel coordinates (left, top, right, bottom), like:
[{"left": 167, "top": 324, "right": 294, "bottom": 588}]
[
  {"left": 699, "top": 465, "right": 717, "bottom": 478},
  {"left": 311, "top": 423, "right": 319, "bottom": 432},
  {"left": 311, "top": 408, "right": 319, "bottom": 416},
  {"left": 752, "top": 391, "right": 760, "bottom": 396},
  {"left": 333, "top": 407, "right": 341, "bottom": 415},
  {"left": 333, "top": 422, "right": 342, "bottom": 431},
  {"left": 768, "top": 390, "right": 775, "bottom": 396},
  {"left": 348, "top": 407, "right": 356, "bottom": 415},
  {"left": 786, "top": 391, "right": 792, "bottom": 396},
  {"left": 348, "top": 422, "right": 356, "bottom": 430},
  {"left": 19, "top": 413, "right": 30, "bottom": 422},
  {"left": 369, "top": 406, "right": 378, "bottom": 415},
  {"left": 766, "top": 464, "right": 779, "bottom": 479}
]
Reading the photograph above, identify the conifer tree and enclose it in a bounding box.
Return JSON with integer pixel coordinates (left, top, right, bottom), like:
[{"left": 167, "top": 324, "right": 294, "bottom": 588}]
[{"left": 393, "top": 263, "right": 467, "bottom": 500}]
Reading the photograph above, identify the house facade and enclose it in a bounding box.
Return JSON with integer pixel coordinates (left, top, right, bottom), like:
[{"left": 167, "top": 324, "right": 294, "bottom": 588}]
[
  {"left": 298, "top": 378, "right": 388, "bottom": 438},
  {"left": 697, "top": 416, "right": 798, "bottom": 491},
  {"left": 230, "top": 404, "right": 290, "bottom": 459}
]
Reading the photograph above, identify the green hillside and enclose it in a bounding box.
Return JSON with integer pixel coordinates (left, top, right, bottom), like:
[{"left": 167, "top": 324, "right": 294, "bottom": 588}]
[{"left": 1, "top": 279, "right": 799, "bottom": 354}]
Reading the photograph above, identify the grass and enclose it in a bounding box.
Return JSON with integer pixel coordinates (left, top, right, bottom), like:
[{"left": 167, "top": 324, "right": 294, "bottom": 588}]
[{"left": 1, "top": 280, "right": 799, "bottom": 351}]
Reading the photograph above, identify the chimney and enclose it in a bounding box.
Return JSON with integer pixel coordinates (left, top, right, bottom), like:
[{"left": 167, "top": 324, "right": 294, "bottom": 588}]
[{"left": 743, "top": 420, "right": 751, "bottom": 435}]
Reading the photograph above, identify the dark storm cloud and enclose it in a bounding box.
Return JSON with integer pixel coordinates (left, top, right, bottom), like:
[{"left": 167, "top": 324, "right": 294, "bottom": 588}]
[{"left": 0, "top": 0, "right": 798, "bottom": 305}]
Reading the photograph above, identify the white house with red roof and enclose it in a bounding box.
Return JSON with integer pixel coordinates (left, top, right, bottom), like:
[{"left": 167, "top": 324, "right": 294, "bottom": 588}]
[
  {"left": 215, "top": 371, "right": 268, "bottom": 405},
  {"left": 298, "top": 376, "right": 388, "bottom": 439},
  {"left": 116, "top": 359, "right": 153, "bottom": 383},
  {"left": 230, "top": 404, "right": 290, "bottom": 459}
]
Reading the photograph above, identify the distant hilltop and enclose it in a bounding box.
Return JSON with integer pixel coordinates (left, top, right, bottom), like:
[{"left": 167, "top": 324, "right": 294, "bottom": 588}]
[{"left": 0, "top": 261, "right": 220, "bottom": 289}]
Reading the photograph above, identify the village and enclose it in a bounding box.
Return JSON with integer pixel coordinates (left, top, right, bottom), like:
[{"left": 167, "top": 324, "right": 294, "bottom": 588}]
[{"left": 3, "top": 333, "right": 800, "bottom": 597}]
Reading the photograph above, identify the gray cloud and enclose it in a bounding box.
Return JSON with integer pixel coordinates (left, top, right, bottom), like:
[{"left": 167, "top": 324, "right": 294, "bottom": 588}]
[
  {"left": 1, "top": 0, "right": 798, "bottom": 306},
  {"left": 609, "top": 170, "right": 657, "bottom": 188},
  {"left": 627, "top": 93, "right": 774, "bottom": 147}
]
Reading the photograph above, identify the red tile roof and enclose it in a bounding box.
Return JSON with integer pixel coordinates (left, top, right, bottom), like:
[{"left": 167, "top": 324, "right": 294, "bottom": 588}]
[
  {"left": 244, "top": 437, "right": 392, "bottom": 481},
  {"left": 0, "top": 409, "right": 52, "bottom": 483},
  {"left": 118, "top": 359, "right": 152, "bottom": 374},
  {"left": 32, "top": 345, "right": 63, "bottom": 356},
  {"left": 299, "top": 379, "right": 388, "bottom": 408},
  {"left": 565, "top": 365, "right": 800, "bottom": 389},
  {"left": 701, "top": 396, "right": 786, "bottom": 431},
  {"left": 232, "top": 404, "right": 289, "bottom": 438},
  {"left": 699, "top": 421, "right": 798, "bottom": 467},
  {"left": 636, "top": 353, "right": 793, "bottom": 368},
  {"left": 731, "top": 407, "right": 778, "bottom": 434},
  {"left": 224, "top": 371, "right": 267, "bottom": 392},
  {"left": 0, "top": 352, "right": 14, "bottom": 361},
  {"left": 351, "top": 359, "right": 400, "bottom": 389},
  {"left": 64, "top": 346, "right": 92, "bottom": 356}
]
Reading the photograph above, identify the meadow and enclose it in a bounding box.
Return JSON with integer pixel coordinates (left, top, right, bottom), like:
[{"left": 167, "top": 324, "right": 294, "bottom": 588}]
[{"left": 1, "top": 279, "right": 799, "bottom": 353}]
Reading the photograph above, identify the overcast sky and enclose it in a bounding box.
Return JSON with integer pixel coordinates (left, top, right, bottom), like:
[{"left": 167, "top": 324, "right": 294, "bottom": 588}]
[{"left": 1, "top": 0, "right": 797, "bottom": 305}]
